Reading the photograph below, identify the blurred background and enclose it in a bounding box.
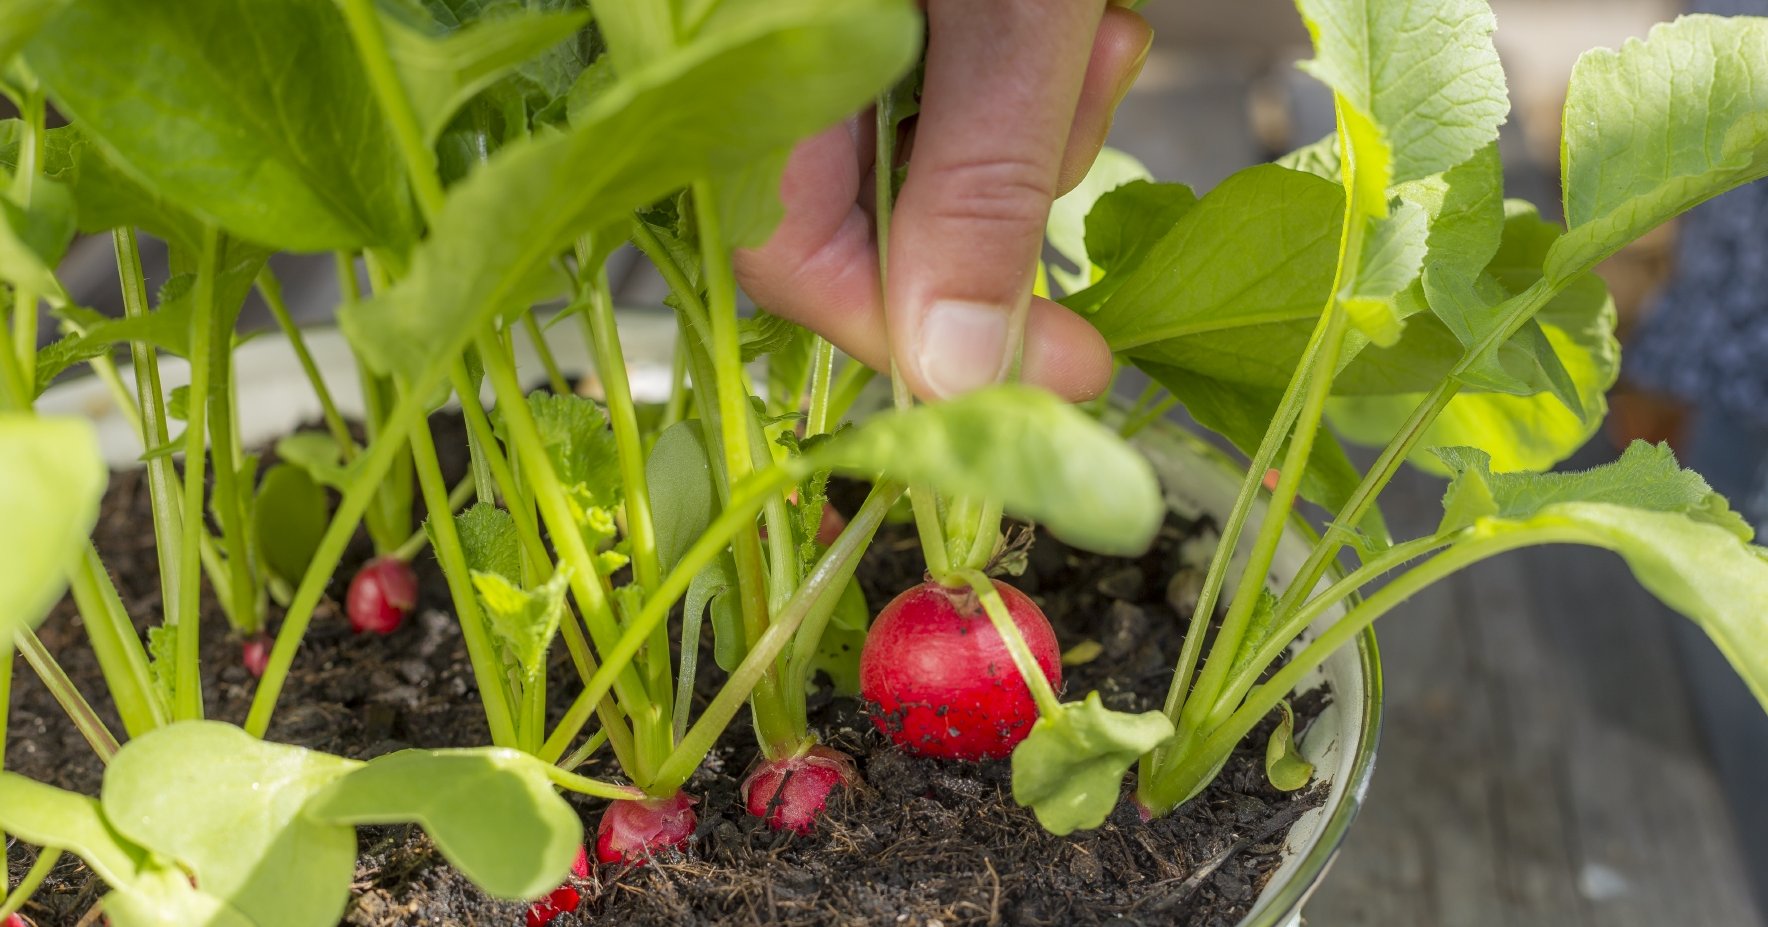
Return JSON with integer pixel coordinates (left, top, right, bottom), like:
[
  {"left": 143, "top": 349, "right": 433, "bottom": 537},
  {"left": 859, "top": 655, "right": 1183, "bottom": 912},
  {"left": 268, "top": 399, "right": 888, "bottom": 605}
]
[{"left": 22, "top": 0, "right": 1768, "bottom": 924}]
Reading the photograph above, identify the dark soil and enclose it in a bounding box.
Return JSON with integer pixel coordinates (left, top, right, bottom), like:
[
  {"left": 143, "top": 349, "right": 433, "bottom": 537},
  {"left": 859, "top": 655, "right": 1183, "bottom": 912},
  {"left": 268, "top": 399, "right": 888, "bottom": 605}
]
[{"left": 6, "top": 417, "right": 1329, "bottom": 927}]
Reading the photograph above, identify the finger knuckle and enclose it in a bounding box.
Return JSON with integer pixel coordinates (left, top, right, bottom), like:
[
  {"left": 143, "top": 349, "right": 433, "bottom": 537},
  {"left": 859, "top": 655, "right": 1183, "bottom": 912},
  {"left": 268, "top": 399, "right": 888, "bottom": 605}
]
[{"left": 917, "top": 155, "right": 1055, "bottom": 230}]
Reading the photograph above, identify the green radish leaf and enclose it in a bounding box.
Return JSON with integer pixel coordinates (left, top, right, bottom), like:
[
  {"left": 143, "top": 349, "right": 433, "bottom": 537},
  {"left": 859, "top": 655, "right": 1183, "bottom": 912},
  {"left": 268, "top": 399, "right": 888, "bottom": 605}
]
[
  {"left": 470, "top": 569, "right": 570, "bottom": 680},
  {"left": 809, "top": 385, "right": 1163, "bottom": 557},
  {"left": 714, "top": 147, "right": 793, "bottom": 249},
  {"left": 646, "top": 420, "right": 717, "bottom": 578},
  {"left": 1084, "top": 165, "right": 1340, "bottom": 377},
  {"left": 1330, "top": 202, "right": 1619, "bottom": 475},
  {"left": 275, "top": 432, "right": 356, "bottom": 492},
  {"left": 1011, "top": 692, "right": 1174, "bottom": 835},
  {"left": 342, "top": 0, "right": 918, "bottom": 387},
  {"left": 306, "top": 747, "right": 584, "bottom": 901},
  {"left": 688, "top": 553, "right": 742, "bottom": 672},
  {"left": 1139, "top": 364, "right": 1387, "bottom": 540},
  {"left": 1341, "top": 198, "right": 1429, "bottom": 347},
  {"left": 26, "top": 0, "right": 414, "bottom": 251},
  {"left": 1061, "top": 179, "right": 1198, "bottom": 314},
  {"left": 522, "top": 391, "right": 622, "bottom": 508},
  {"left": 101, "top": 722, "right": 361, "bottom": 927},
  {"left": 587, "top": 0, "right": 677, "bottom": 74},
  {"left": 1293, "top": 0, "right": 1506, "bottom": 188},
  {"left": 0, "top": 176, "right": 75, "bottom": 297},
  {"left": 1264, "top": 700, "right": 1315, "bottom": 792},
  {"left": 0, "top": 123, "right": 206, "bottom": 252},
  {"left": 1395, "top": 142, "right": 1506, "bottom": 282},
  {"left": 1434, "top": 442, "right": 1768, "bottom": 710},
  {"left": 0, "top": 415, "right": 104, "bottom": 644},
  {"left": 254, "top": 464, "right": 329, "bottom": 589},
  {"left": 0, "top": 773, "right": 148, "bottom": 889},
  {"left": 0, "top": 773, "right": 240, "bottom": 927},
  {"left": 1550, "top": 15, "right": 1768, "bottom": 283},
  {"left": 451, "top": 502, "right": 521, "bottom": 583},
  {"left": 1046, "top": 147, "right": 1154, "bottom": 296},
  {"left": 384, "top": 7, "right": 591, "bottom": 145},
  {"left": 737, "top": 310, "right": 808, "bottom": 363},
  {"left": 805, "top": 577, "right": 868, "bottom": 696},
  {"left": 0, "top": 0, "right": 68, "bottom": 67}
]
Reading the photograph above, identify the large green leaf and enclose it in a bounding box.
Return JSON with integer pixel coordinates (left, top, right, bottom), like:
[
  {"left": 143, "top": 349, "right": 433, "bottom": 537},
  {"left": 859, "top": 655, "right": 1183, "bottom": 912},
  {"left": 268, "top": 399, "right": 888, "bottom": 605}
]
[
  {"left": 0, "top": 0, "right": 67, "bottom": 66},
  {"left": 0, "top": 123, "right": 203, "bottom": 253},
  {"left": 1550, "top": 15, "right": 1768, "bottom": 282},
  {"left": 308, "top": 747, "right": 583, "bottom": 900},
  {"left": 1292, "top": 0, "right": 1507, "bottom": 188},
  {"left": 342, "top": 0, "right": 919, "bottom": 385},
  {"left": 384, "top": 6, "right": 591, "bottom": 144},
  {"left": 0, "top": 415, "right": 104, "bottom": 643},
  {"left": 254, "top": 464, "right": 329, "bottom": 589},
  {"left": 1045, "top": 147, "right": 1154, "bottom": 295},
  {"left": 26, "top": 0, "right": 414, "bottom": 251},
  {"left": 809, "top": 385, "right": 1163, "bottom": 557},
  {"left": 1012, "top": 693, "right": 1174, "bottom": 835},
  {"left": 0, "top": 773, "right": 243, "bottom": 927},
  {"left": 0, "top": 176, "right": 74, "bottom": 298},
  {"left": 1330, "top": 202, "right": 1618, "bottom": 474},
  {"left": 1435, "top": 443, "right": 1768, "bottom": 709},
  {"left": 101, "top": 722, "right": 361, "bottom": 927}
]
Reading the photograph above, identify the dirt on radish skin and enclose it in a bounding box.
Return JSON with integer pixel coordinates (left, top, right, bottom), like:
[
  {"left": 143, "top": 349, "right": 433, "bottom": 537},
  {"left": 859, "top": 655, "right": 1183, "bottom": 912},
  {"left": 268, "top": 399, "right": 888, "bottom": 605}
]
[
  {"left": 348, "top": 556, "right": 418, "bottom": 635},
  {"left": 860, "top": 578, "right": 1063, "bottom": 760},
  {"left": 595, "top": 793, "right": 698, "bottom": 864},
  {"left": 741, "top": 745, "right": 857, "bottom": 833}
]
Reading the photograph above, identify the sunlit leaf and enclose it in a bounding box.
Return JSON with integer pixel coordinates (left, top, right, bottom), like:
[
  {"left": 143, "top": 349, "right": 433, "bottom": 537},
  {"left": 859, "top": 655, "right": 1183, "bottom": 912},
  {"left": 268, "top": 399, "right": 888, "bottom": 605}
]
[{"left": 1012, "top": 693, "right": 1174, "bottom": 835}]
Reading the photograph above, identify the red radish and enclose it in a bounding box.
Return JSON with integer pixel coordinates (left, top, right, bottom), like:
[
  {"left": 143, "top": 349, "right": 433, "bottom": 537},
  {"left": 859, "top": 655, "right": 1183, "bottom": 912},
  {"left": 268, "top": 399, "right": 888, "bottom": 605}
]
[
  {"left": 570, "top": 844, "right": 590, "bottom": 879},
  {"left": 522, "top": 845, "right": 589, "bottom": 927},
  {"left": 594, "top": 792, "right": 696, "bottom": 864},
  {"left": 6, "top": 914, "right": 29, "bottom": 927},
  {"left": 241, "top": 634, "right": 271, "bottom": 678},
  {"left": 1262, "top": 467, "right": 1281, "bottom": 491},
  {"left": 346, "top": 556, "right": 417, "bottom": 635},
  {"left": 741, "top": 745, "right": 857, "bottom": 833},
  {"left": 860, "top": 579, "right": 1062, "bottom": 760},
  {"left": 524, "top": 885, "right": 581, "bottom": 927}
]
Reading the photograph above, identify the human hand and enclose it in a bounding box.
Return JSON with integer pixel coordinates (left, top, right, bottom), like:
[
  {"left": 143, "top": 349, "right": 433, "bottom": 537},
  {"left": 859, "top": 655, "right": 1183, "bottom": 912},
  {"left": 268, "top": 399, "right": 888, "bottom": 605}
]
[{"left": 733, "top": 1, "right": 1152, "bottom": 401}]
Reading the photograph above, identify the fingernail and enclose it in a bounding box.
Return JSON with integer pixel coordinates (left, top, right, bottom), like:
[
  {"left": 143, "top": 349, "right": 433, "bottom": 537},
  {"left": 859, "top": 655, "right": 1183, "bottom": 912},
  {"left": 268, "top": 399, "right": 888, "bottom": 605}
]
[
  {"left": 916, "top": 300, "right": 1009, "bottom": 398},
  {"left": 1114, "top": 33, "right": 1154, "bottom": 111}
]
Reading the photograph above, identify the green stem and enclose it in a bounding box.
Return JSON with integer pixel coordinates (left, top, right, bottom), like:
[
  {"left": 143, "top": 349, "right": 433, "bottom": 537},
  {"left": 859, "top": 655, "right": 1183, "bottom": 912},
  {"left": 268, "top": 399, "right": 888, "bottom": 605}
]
[
  {"left": 538, "top": 464, "right": 801, "bottom": 768},
  {"left": 543, "top": 765, "right": 646, "bottom": 801},
  {"left": 16, "top": 629, "right": 119, "bottom": 762},
  {"left": 1208, "top": 532, "right": 1452, "bottom": 724},
  {"left": 205, "top": 251, "right": 260, "bottom": 633},
  {"left": 522, "top": 311, "right": 571, "bottom": 396},
  {"left": 0, "top": 848, "right": 61, "bottom": 921},
  {"left": 67, "top": 548, "right": 164, "bottom": 735},
  {"left": 258, "top": 268, "right": 356, "bottom": 458},
  {"left": 806, "top": 337, "right": 835, "bottom": 437},
  {"left": 407, "top": 414, "right": 520, "bottom": 747},
  {"left": 1143, "top": 527, "right": 1584, "bottom": 814},
  {"left": 826, "top": 359, "right": 876, "bottom": 425},
  {"left": 171, "top": 227, "right": 221, "bottom": 721},
  {"left": 650, "top": 482, "right": 902, "bottom": 794},
  {"left": 447, "top": 364, "right": 639, "bottom": 772},
  {"left": 10, "top": 87, "right": 44, "bottom": 386},
  {"left": 872, "top": 98, "right": 951, "bottom": 581},
  {"left": 1120, "top": 395, "right": 1179, "bottom": 439},
  {"left": 336, "top": 0, "right": 446, "bottom": 220},
  {"left": 479, "top": 333, "right": 663, "bottom": 775},
  {"left": 560, "top": 729, "right": 609, "bottom": 772},
  {"left": 956, "top": 570, "right": 1063, "bottom": 716},
  {"left": 389, "top": 473, "right": 475, "bottom": 562},
  {"left": 1177, "top": 308, "right": 1348, "bottom": 744}
]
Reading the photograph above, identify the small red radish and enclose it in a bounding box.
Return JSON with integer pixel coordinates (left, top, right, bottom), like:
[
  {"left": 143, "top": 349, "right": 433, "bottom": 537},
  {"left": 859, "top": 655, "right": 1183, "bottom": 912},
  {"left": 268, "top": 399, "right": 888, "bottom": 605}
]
[
  {"left": 524, "top": 885, "right": 581, "bottom": 927},
  {"left": 346, "top": 556, "right": 417, "bottom": 635},
  {"left": 741, "top": 745, "right": 857, "bottom": 833},
  {"left": 570, "top": 844, "right": 590, "bottom": 879},
  {"left": 860, "top": 579, "right": 1062, "bottom": 761},
  {"left": 1263, "top": 467, "right": 1281, "bottom": 491},
  {"left": 241, "top": 634, "right": 271, "bottom": 678},
  {"left": 6, "top": 914, "right": 29, "bottom": 927},
  {"left": 594, "top": 792, "right": 696, "bottom": 864}
]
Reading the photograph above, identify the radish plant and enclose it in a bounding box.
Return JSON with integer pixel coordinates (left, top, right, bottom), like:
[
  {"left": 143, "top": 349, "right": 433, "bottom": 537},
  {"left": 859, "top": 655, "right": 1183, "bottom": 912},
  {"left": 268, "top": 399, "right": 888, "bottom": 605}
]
[{"left": 1, "top": 0, "right": 1767, "bottom": 923}]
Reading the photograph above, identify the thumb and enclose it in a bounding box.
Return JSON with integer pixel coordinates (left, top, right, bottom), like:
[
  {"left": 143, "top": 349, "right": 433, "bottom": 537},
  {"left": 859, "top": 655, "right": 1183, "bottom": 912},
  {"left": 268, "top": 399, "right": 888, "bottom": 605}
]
[{"left": 887, "top": 0, "right": 1107, "bottom": 400}]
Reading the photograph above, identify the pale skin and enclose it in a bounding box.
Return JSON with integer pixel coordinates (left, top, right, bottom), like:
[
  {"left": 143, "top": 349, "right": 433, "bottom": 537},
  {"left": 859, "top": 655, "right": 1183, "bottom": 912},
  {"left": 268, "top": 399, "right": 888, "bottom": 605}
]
[{"left": 734, "top": 0, "right": 1152, "bottom": 402}]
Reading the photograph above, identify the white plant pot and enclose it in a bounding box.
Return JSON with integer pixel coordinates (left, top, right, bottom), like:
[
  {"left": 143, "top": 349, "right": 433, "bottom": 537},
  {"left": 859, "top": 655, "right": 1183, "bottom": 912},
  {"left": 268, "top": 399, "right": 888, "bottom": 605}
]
[{"left": 39, "top": 309, "right": 1380, "bottom": 927}]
